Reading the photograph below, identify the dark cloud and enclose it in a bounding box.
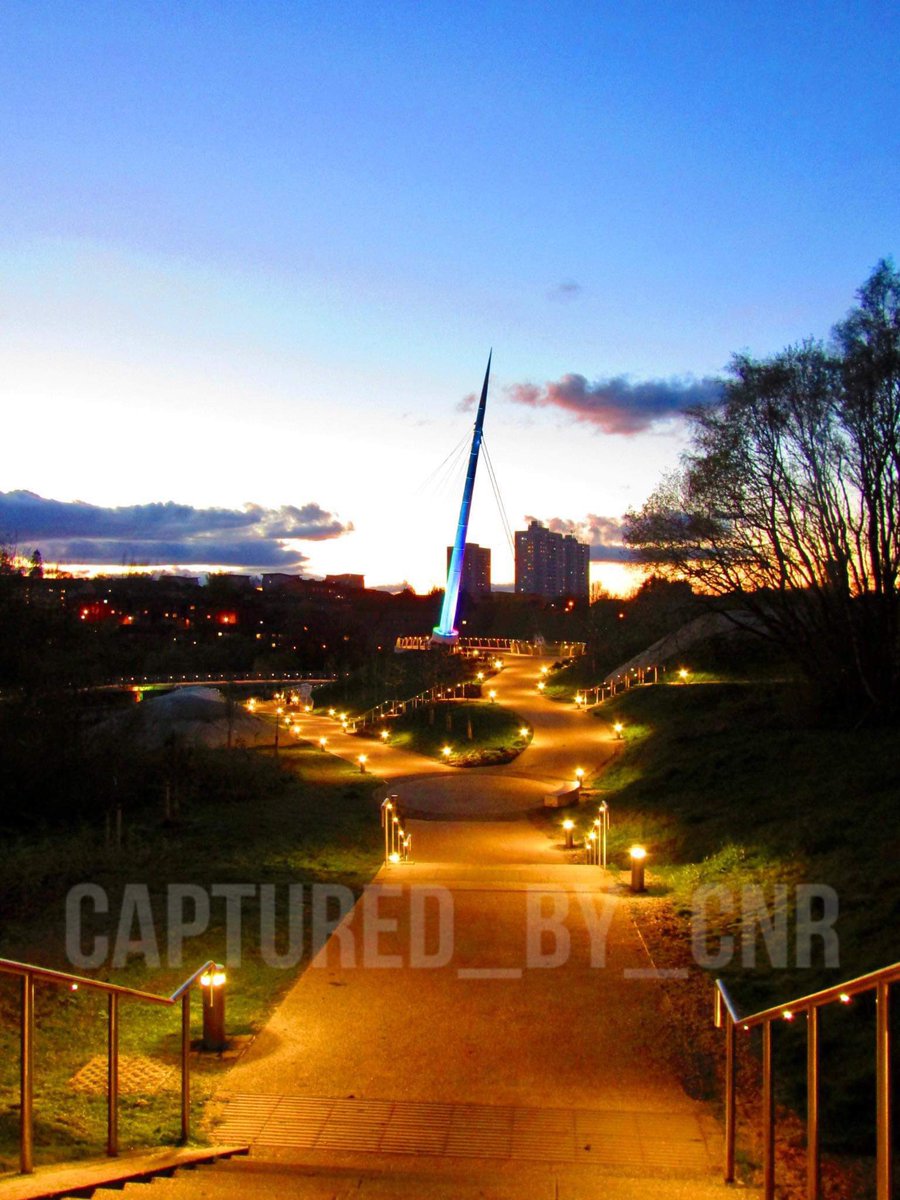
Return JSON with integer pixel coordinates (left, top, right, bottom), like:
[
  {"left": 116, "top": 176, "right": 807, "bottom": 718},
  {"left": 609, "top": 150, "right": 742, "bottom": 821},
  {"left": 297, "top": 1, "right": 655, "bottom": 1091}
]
[
  {"left": 548, "top": 280, "right": 582, "bottom": 302},
  {"left": 507, "top": 373, "right": 722, "bottom": 435},
  {"left": 524, "top": 512, "right": 637, "bottom": 563},
  {"left": 0, "top": 491, "right": 353, "bottom": 569}
]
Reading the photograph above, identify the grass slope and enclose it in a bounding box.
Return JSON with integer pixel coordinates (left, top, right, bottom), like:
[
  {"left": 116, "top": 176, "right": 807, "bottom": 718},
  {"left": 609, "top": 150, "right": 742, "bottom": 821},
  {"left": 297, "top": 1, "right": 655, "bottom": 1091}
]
[
  {"left": 0, "top": 745, "right": 383, "bottom": 1171},
  {"left": 577, "top": 681, "right": 900, "bottom": 1152}
]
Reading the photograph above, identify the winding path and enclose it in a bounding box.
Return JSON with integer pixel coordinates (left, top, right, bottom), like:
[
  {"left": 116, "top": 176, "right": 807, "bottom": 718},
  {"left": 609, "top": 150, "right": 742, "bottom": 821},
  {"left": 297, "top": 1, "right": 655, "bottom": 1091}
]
[{"left": 201, "top": 656, "right": 746, "bottom": 1198}]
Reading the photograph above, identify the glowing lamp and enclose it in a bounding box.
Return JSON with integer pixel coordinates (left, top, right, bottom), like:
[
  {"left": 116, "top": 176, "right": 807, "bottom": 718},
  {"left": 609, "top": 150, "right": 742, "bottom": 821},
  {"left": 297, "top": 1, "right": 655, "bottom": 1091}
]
[
  {"left": 380, "top": 730, "right": 390, "bottom": 740},
  {"left": 629, "top": 845, "right": 647, "bottom": 892}
]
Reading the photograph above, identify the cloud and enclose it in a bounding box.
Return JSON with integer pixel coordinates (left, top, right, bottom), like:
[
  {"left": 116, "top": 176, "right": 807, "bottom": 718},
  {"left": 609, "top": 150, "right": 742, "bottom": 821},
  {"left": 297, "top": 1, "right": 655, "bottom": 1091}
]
[
  {"left": 548, "top": 280, "right": 582, "bottom": 302},
  {"left": 507, "top": 373, "right": 722, "bottom": 435},
  {"left": 0, "top": 491, "right": 353, "bottom": 570},
  {"left": 456, "top": 392, "right": 477, "bottom": 413},
  {"left": 524, "top": 512, "right": 637, "bottom": 563}
]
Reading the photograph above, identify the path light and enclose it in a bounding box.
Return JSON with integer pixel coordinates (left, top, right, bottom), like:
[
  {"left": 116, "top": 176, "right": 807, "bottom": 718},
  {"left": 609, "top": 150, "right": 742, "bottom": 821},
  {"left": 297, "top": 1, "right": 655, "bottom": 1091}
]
[
  {"left": 575, "top": 693, "right": 584, "bottom": 708},
  {"left": 358, "top": 754, "right": 368, "bottom": 773},
  {"left": 442, "top": 745, "right": 453, "bottom": 759},
  {"left": 328, "top": 708, "right": 336, "bottom": 717},
  {"left": 389, "top": 851, "right": 401, "bottom": 864},
  {"left": 199, "top": 965, "right": 227, "bottom": 1051},
  {"left": 488, "top": 689, "right": 497, "bottom": 703},
  {"left": 629, "top": 846, "right": 647, "bottom": 893},
  {"left": 537, "top": 681, "right": 545, "bottom": 693},
  {"left": 519, "top": 726, "right": 529, "bottom": 737},
  {"left": 678, "top": 667, "right": 690, "bottom": 683},
  {"left": 563, "top": 818, "right": 575, "bottom": 850},
  {"left": 380, "top": 729, "right": 390, "bottom": 741},
  {"left": 318, "top": 736, "right": 328, "bottom": 749},
  {"left": 575, "top": 767, "right": 585, "bottom": 785},
  {"left": 613, "top": 721, "right": 624, "bottom": 739}
]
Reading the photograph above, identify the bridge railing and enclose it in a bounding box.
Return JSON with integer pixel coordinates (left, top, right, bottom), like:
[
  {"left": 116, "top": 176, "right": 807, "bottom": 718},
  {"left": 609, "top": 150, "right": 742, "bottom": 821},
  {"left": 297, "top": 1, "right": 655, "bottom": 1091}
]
[
  {"left": 0, "top": 956, "right": 219, "bottom": 1174},
  {"left": 714, "top": 962, "right": 897, "bottom": 1200},
  {"left": 394, "top": 636, "right": 586, "bottom": 656}
]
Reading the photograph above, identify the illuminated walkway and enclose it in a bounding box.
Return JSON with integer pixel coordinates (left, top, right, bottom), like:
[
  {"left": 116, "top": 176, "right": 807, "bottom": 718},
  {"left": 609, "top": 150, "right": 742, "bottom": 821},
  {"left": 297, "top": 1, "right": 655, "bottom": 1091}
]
[{"left": 184, "top": 657, "right": 751, "bottom": 1197}]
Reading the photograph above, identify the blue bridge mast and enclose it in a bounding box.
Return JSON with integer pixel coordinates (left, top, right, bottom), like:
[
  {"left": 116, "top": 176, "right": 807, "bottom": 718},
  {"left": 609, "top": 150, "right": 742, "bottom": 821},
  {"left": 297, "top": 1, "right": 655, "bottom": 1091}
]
[{"left": 432, "top": 351, "right": 492, "bottom": 646}]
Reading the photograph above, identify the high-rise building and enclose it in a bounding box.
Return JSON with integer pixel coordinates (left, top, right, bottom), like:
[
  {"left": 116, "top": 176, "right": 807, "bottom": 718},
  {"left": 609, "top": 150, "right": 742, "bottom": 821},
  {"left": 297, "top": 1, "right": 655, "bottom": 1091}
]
[
  {"left": 446, "top": 542, "right": 491, "bottom": 597},
  {"left": 515, "top": 520, "right": 589, "bottom": 600}
]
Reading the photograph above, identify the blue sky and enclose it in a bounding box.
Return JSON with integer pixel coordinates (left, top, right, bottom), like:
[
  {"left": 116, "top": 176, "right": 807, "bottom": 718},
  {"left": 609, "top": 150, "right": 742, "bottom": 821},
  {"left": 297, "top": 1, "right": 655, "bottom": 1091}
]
[{"left": 1, "top": 1, "right": 897, "bottom": 591}]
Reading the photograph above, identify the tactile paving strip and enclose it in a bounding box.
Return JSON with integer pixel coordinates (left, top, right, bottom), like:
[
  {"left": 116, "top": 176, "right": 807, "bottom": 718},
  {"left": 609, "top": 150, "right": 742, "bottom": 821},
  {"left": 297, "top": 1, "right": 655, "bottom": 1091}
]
[{"left": 216, "top": 1093, "right": 715, "bottom": 1172}]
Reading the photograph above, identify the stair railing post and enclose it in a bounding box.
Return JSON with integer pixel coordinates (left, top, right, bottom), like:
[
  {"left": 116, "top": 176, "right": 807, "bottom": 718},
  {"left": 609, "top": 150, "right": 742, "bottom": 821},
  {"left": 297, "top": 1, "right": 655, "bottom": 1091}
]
[
  {"left": 107, "top": 992, "right": 119, "bottom": 1157},
  {"left": 762, "top": 1020, "right": 775, "bottom": 1200},
  {"left": 181, "top": 991, "right": 191, "bottom": 1143},
  {"left": 20, "top": 972, "right": 34, "bottom": 1175},
  {"left": 876, "top": 981, "right": 892, "bottom": 1200},
  {"left": 807, "top": 1005, "right": 820, "bottom": 1200},
  {"left": 725, "top": 1011, "right": 736, "bottom": 1182}
]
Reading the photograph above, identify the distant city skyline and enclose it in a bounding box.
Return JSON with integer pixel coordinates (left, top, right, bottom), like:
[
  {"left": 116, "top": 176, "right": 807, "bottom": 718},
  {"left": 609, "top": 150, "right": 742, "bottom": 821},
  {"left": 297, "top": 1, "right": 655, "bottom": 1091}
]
[{"left": 1, "top": 3, "right": 896, "bottom": 596}]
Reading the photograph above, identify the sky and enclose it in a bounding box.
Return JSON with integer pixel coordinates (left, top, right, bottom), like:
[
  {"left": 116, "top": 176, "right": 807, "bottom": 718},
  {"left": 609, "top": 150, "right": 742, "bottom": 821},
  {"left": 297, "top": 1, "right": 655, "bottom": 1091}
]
[{"left": 1, "top": 1, "right": 897, "bottom": 594}]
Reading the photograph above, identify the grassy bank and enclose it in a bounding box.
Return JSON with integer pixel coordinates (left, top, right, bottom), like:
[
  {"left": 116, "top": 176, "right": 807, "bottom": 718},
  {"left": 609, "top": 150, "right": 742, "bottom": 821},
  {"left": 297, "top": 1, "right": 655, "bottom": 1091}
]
[
  {"left": 550, "top": 680, "right": 900, "bottom": 1160},
  {"left": 0, "top": 744, "right": 383, "bottom": 1171},
  {"left": 385, "top": 701, "right": 530, "bottom": 766}
]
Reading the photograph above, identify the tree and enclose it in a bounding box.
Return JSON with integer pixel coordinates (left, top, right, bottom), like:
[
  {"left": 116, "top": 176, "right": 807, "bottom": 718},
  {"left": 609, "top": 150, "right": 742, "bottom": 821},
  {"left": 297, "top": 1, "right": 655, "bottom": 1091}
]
[{"left": 624, "top": 260, "right": 900, "bottom": 721}]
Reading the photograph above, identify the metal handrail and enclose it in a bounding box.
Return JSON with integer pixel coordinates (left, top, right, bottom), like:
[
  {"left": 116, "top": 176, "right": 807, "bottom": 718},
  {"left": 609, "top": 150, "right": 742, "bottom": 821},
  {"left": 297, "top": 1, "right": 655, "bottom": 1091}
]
[
  {"left": 714, "top": 962, "right": 899, "bottom": 1200},
  {"left": 0, "top": 956, "right": 217, "bottom": 1175}
]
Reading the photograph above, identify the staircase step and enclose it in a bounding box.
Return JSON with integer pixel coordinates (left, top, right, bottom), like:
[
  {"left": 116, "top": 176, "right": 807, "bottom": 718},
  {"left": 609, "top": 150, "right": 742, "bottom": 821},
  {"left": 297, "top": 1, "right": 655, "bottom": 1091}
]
[{"left": 0, "top": 1146, "right": 248, "bottom": 1200}]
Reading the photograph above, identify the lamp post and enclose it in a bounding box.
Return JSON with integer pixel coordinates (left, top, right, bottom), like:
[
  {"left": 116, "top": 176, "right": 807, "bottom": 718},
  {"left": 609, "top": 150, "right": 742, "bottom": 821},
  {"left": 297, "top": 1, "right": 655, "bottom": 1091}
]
[
  {"left": 630, "top": 846, "right": 647, "bottom": 892},
  {"left": 199, "top": 965, "right": 227, "bottom": 1051},
  {"left": 563, "top": 818, "right": 575, "bottom": 850}
]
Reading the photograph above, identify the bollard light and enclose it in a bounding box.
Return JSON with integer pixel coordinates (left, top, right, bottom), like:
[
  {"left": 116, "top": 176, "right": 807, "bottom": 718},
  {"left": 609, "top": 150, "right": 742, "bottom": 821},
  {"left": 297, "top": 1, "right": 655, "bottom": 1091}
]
[
  {"left": 575, "top": 767, "right": 585, "bottom": 785},
  {"left": 328, "top": 707, "right": 336, "bottom": 717},
  {"left": 358, "top": 754, "right": 367, "bottom": 773},
  {"left": 199, "top": 965, "right": 227, "bottom": 1051},
  {"left": 488, "top": 689, "right": 497, "bottom": 703},
  {"left": 613, "top": 721, "right": 624, "bottom": 739},
  {"left": 563, "top": 818, "right": 575, "bottom": 850},
  {"left": 537, "top": 681, "right": 545, "bottom": 693},
  {"left": 442, "top": 745, "right": 453, "bottom": 759},
  {"left": 629, "top": 845, "right": 647, "bottom": 893},
  {"left": 678, "top": 667, "right": 690, "bottom": 682},
  {"left": 380, "top": 729, "right": 390, "bottom": 741},
  {"left": 389, "top": 851, "right": 401, "bottom": 864},
  {"left": 318, "top": 736, "right": 328, "bottom": 749}
]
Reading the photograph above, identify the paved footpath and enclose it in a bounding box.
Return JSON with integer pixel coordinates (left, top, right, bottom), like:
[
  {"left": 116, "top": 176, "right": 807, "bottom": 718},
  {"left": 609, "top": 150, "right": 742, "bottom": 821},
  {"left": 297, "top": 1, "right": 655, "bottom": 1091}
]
[{"left": 94, "top": 657, "right": 752, "bottom": 1199}]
